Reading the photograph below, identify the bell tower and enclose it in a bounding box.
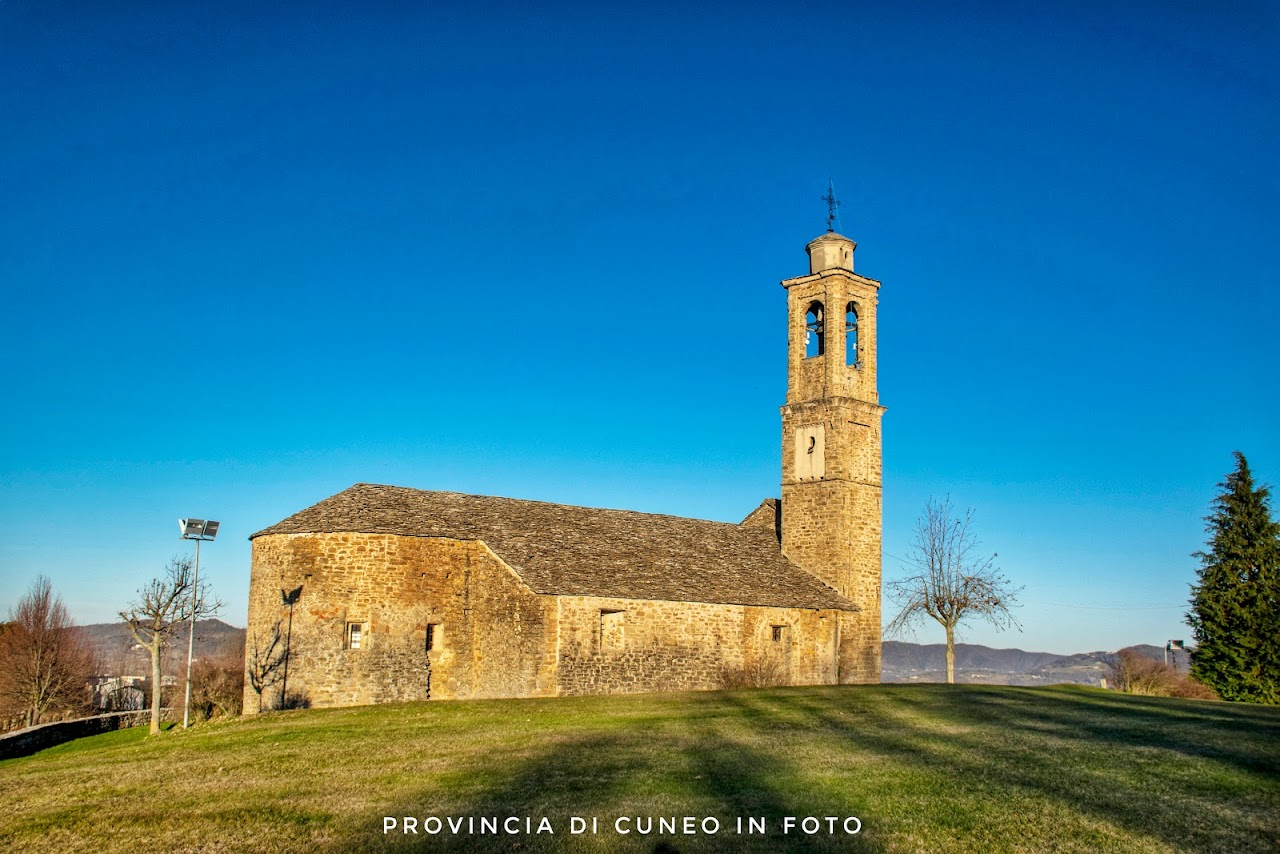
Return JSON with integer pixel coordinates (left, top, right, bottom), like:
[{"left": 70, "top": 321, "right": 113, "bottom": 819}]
[{"left": 780, "top": 230, "right": 884, "bottom": 683}]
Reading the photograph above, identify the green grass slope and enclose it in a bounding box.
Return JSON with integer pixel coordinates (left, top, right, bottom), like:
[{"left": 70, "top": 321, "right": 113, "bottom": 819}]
[{"left": 1, "top": 685, "right": 1276, "bottom": 853}]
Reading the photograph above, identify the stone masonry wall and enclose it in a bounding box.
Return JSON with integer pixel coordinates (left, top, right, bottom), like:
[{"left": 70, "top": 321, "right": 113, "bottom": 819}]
[
  {"left": 555, "top": 596, "right": 841, "bottom": 695},
  {"left": 838, "top": 609, "right": 882, "bottom": 684},
  {"left": 243, "top": 533, "right": 557, "bottom": 711},
  {"left": 779, "top": 405, "right": 884, "bottom": 681}
]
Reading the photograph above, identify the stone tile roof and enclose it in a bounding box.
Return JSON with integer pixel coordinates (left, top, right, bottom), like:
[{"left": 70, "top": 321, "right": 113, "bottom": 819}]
[{"left": 252, "top": 483, "right": 857, "bottom": 612}]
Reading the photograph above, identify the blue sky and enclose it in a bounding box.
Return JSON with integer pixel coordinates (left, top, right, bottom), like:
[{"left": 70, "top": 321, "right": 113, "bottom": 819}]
[{"left": 1, "top": 1, "right": 1276, "bottom": 655}]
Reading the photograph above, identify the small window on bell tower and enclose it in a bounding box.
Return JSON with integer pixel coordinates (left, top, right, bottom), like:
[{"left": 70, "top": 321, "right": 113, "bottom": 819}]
[
  {"left": 846, "top": 302, "right": 859, "bottom": 367},
  {"left": 805, "top": 302, "right": 825, "bottom": 358}
]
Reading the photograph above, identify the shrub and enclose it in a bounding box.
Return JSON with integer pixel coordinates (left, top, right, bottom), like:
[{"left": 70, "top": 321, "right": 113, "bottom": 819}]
[
  {"left": 1107, "top": 648, "right": 1217, "bottom": 700},
  {"left": 717, "top": 656, "right": 788, "bottom": 689},
  {"left": 189, "top": 655, "right": 245, "bottom": 721}
]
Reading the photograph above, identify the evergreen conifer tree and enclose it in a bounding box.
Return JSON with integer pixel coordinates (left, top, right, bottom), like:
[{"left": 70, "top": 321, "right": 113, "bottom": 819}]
[{"left": 1187, "top": 452, "right": 1280, "bottom": 703}]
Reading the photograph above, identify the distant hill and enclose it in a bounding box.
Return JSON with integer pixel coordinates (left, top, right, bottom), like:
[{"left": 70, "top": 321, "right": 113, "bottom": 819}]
[
  {"left": 882, "top": 640, "right": 1191, "bottom": 686},
  {"left": 81, "top": 619, "right": 245, "bottom": 677}
]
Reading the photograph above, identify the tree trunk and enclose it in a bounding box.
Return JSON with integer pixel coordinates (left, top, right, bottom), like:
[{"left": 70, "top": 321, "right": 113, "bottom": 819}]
[
  {"left": 149, "top": 641, "right": 162, "bottom": 735},
  {"left": 945, "top": 624, "right": 955, "bottom": 685}
]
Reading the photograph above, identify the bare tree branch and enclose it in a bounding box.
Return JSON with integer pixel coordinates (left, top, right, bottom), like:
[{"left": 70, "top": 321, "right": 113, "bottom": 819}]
[
  {"left": 885, "top": 497, "right": 1023, "bottom": 683},
  {"left": 0, "top": 576, "right": 96, "bottom": 728},
  {"left": 119, "top": 557, "right": 224, "bottom": 735}
]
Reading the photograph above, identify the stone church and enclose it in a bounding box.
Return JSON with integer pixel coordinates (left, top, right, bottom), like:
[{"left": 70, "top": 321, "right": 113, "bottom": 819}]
[{"left": 243, "top": 229, "right": 884, "bottom": 709}]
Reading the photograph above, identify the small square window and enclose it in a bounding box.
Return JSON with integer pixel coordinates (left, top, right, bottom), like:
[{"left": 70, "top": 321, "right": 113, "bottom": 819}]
[
  {"left": 772, "top": 626, "right": 786, "bottom": 642},
  {"left": 346, "top": 622, "right": 365, "bottom": 650},
  {"left": 426, "top": 623, "right": 442, "bottom": 652}
]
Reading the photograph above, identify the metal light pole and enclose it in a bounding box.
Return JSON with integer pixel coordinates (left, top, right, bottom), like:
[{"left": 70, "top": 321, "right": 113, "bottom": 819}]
[{"left": 180, "top": 518, "right": 219, "bottom": 729}]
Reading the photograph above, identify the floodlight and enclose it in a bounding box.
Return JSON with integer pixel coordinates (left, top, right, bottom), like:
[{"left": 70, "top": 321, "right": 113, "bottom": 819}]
[
  {"left": 177, "top": 516, "right": 220, "bottom": 728},
  {"left": 179, "top": 518, "right": 219, "bottom": 540}
]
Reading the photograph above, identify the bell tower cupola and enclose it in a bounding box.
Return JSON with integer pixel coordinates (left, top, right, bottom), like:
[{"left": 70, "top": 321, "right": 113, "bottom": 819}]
[{"left": 806, "top": 231, "right": 855, "bottom": 274}]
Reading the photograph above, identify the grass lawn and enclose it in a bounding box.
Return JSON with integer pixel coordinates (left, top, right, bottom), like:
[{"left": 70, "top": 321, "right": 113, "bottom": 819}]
[{"left": 1, "top": 684, "right": 1277, "bottom": 852}]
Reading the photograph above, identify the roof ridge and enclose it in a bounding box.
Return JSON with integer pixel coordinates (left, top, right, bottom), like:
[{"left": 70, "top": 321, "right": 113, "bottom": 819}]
[{"left": 335, "top": 482, "right": 748, "bottom": 529}]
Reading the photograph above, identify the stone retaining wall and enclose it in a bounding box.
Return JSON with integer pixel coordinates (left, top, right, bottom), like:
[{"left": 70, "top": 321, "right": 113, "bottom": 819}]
[{"left": 0, "top": 710, "right": 162, "bottom": 761}]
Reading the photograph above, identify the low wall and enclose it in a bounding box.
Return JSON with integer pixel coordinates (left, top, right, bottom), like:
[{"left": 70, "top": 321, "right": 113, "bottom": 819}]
[{"left": 0, "top": 710, "right": 167, "bottom": 761}]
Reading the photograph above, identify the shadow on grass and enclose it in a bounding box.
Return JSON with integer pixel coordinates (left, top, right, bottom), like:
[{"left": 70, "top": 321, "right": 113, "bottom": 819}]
[
  {"left": 336, "top": 696, "right": 884, "bottom": 853},
  {"left": 948, "top": 686, "right": 1279, "bottom": 772},
  {"left": 316, "top": 685, "right": 1279, "bottom": 853},
  {"left": 721, "top": 685, "right": 1280, "bottom": 853}
]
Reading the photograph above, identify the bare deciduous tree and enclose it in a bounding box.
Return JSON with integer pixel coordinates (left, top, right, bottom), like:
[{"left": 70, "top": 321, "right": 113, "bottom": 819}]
[
  {"left": 886, "top": 497, "right": 1022, "bottom": 684},
  {"left": 0, "top": 575, "right": 97, "bottom": 727},
  {"left": 120, "top": 557, "right": 223, "bottom": 734}
]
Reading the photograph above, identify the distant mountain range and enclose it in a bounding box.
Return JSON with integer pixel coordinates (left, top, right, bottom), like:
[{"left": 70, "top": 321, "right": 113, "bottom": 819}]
[
  {"left": 81, "top": 619, "right": 244, "bottom": 677},
  {"left": 882, "top": 640, "right": 1190, "bottom": 686},
  {"left": 78, "top": 620, "right": 1188, "bottom": 686}
]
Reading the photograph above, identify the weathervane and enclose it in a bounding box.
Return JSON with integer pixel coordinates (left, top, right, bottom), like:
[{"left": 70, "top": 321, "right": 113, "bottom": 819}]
[{"left": 821, "top": 179, "right": 842, "bottom": 233}]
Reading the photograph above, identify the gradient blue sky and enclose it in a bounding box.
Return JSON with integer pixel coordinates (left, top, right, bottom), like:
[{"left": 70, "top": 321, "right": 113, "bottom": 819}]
[{"left": 1, "top": 1, "right": 1276, "bottom": 655}]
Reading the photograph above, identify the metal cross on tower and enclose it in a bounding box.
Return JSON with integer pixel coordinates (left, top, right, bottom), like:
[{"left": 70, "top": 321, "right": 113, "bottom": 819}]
[{"left": 822, "top": 179, "right": 841, "bottom": 232}]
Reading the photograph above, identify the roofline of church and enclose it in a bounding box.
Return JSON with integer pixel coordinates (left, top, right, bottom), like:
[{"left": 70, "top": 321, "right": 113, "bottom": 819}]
[
  {"left": 249, "top": 482, "right": 769, "bottom": 540},
  {"left": 249, "top": 483, "right": 859, "bottom": 612}
]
